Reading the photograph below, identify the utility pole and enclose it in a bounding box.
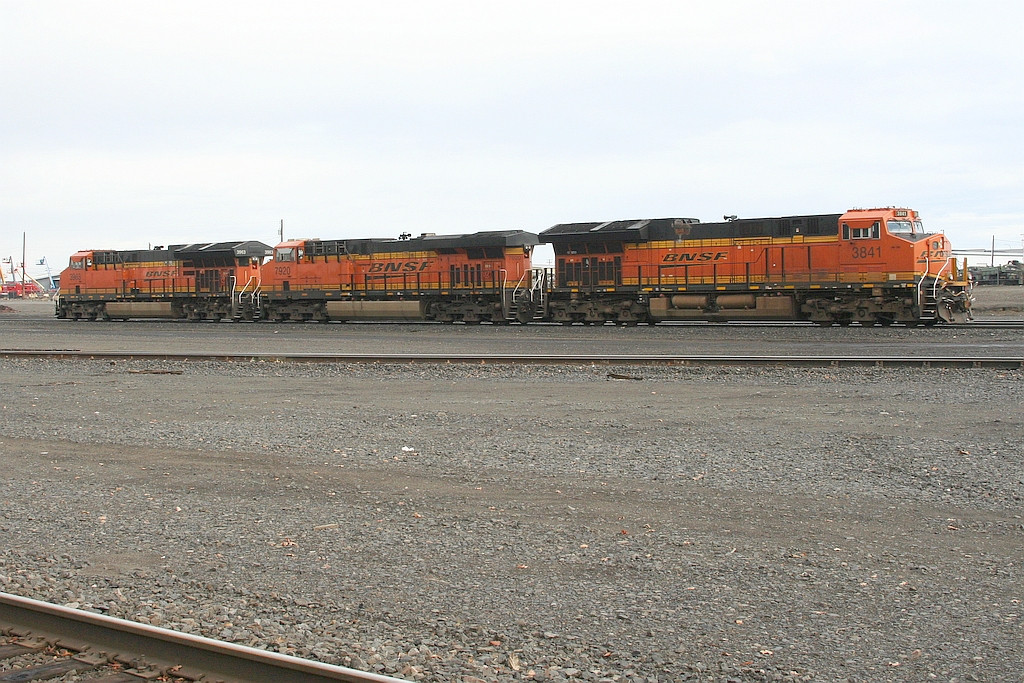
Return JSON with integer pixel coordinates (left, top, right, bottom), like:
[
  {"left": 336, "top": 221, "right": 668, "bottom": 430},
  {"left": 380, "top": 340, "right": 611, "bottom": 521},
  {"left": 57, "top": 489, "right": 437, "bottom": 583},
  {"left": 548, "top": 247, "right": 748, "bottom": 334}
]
[
  {"left": 21, "top": 232, "right": 26, "bottom": 298},
  {"left": 279, "top": 219, "right": 284, "bottom": 244}
]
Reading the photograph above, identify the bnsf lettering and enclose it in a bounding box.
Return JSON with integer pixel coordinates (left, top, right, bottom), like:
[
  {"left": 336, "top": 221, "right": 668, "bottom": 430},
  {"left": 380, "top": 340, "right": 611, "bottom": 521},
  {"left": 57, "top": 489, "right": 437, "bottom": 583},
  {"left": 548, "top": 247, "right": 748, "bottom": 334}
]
[
  {"left": 368, "top": 261, "right": 432, "bottom": 273},
  {"left": 662, "top": 252, "right": 728, "bottom": 263},
  {"left": 917, "top": 249, "right": 950, "bottom": 262},
  {"left": 145, "top": 270, "right": 174, "bottom": 277}
]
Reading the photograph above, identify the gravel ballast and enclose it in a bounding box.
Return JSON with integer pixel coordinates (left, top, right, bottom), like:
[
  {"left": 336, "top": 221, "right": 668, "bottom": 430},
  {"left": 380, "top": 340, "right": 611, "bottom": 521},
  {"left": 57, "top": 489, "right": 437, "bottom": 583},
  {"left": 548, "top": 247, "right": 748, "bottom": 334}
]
[{"left": 0, "top": 357, "right": 1022, "bottom": 682}]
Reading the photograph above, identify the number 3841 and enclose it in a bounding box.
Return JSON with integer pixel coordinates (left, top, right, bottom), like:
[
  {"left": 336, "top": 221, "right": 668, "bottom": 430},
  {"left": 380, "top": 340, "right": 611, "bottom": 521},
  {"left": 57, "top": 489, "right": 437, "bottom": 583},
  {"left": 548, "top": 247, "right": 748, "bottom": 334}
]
[{"left": 851, "top": 246, "right": 881, "bottom": 259}]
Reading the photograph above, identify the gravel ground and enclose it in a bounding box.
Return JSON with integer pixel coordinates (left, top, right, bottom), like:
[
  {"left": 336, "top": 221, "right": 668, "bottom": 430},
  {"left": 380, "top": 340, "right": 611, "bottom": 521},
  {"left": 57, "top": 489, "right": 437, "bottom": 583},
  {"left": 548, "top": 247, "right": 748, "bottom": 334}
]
[{"left": 0, "top": 355, "right": 1021, "bottom": 682}]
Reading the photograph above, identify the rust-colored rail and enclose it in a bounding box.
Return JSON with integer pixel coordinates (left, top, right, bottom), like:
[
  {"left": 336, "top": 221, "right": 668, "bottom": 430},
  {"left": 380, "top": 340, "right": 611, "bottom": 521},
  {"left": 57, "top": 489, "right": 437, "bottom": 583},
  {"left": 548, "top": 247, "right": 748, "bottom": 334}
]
[
  {"left": 0, "top": 591, "right": 404, "bottom": 683},
  {"left": 0, "top": 349, "right": 1021, "bottom": 369}
]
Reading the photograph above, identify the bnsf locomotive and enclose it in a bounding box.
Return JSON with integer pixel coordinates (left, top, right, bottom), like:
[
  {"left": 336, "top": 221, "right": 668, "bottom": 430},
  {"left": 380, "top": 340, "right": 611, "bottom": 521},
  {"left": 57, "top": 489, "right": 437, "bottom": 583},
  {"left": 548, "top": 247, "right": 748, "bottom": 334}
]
[
  {"left": 56, "top": 207, "right": 973, "bottom": 326},
  {"left": 56, "top": 241, "right": 272, "bottom": 321},
  {"left": 541, "top": 207, "right": 972, "bottom": 325},
  {"left": 258, "top": 231, "right": 538, "bottom": 324}
]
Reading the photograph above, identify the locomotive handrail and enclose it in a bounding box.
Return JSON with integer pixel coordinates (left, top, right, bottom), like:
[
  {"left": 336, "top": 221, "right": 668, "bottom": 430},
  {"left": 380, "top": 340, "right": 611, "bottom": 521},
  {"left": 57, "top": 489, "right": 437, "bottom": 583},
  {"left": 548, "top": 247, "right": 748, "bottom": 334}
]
[
  {"left": 932, "top": 257, "right": 952, "bottom": 303},
  {"left": 917, "top": 250, "right": 931, "bottom": 312},
  {"left": 238, "top": 274, "right": 259, "bottom": 299},
  {"left": 499, "top": 268, "right": 511, "bottom": 318}
]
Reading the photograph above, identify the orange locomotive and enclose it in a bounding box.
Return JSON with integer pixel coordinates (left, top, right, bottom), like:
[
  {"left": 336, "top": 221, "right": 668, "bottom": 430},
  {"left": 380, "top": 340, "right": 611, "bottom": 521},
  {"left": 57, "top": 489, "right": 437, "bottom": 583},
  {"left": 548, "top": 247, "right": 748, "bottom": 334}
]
[
  {"left": 540, "top": 207, "right": 972, "bottom": 325},
  {"left": 258, "top": 231, "right": 539, "bottom": 323},
  {"left": 56, "top": 241, "right": 272, "bottom": 321},
  {"left": 53, "top": 207, "right": 973, "bottom": 326}
]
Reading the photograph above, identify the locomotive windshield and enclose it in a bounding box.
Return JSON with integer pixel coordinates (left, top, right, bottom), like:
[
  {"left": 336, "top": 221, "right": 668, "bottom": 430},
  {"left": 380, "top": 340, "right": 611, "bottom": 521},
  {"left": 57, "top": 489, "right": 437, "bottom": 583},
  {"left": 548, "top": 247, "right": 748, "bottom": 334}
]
[{"left": 887, "top": 220, "right": 930, "bottom": 236}]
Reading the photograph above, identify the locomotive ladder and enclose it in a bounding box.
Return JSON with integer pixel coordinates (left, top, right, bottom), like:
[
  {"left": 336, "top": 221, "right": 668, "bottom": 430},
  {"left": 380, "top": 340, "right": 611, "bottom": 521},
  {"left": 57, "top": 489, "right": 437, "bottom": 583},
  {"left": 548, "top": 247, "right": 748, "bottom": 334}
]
[
  {"left": 231, "top": 275, "right": 262, "bottom": 320},
  {"left": 507, "top": 268, "right": 548, "bottom": 321},
  {"left": 917, "top": 257, "right": 973, "bottom": 323}
]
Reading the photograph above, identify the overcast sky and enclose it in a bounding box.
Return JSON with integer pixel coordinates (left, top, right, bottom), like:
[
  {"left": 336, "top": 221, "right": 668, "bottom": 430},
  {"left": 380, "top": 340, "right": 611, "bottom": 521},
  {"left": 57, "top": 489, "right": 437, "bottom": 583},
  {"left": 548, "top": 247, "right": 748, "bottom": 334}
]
[{"left": 2, "top": 0, "right": 1022, "bottom": 276}]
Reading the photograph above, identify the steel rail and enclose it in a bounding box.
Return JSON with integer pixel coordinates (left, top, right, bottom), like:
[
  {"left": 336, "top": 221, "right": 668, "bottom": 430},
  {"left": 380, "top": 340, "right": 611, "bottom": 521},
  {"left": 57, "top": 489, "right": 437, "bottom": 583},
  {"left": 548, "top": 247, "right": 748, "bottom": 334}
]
[
  {"left": 48, "top": 318, "right": 1024, "bottom": 327},
  {"left": 659, "top": 321, "right": 1024, "bottom": 329},
  {"left": 947, "top": 320, "right": 1024, "bottom": 328},
  {"left": 0, "top": 591, "right": 404, "bottom": 683},
  {"left": 0, "top": 349, "right": 1022, "bottom": 368}
]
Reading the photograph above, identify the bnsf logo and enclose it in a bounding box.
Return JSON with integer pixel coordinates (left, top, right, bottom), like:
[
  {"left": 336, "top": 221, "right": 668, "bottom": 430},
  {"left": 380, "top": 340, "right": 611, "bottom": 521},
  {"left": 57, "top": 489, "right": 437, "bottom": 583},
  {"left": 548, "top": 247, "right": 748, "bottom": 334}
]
[
  {"left": 368, "top": 261, "right": 432, "bottom": 273},
  {"left": 145, "top": 270, "right": 174, "bottom": 277},
  {"left": 662, "top": 252, "right": 728, "bottom": 263}
]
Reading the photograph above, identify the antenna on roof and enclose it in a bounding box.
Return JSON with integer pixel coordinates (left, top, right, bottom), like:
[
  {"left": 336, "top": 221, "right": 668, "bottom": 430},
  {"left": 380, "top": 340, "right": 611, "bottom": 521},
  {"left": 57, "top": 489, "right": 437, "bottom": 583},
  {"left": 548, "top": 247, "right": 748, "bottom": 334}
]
[{"left": 724, "top": 215, "right": 738, "bottom": 221}]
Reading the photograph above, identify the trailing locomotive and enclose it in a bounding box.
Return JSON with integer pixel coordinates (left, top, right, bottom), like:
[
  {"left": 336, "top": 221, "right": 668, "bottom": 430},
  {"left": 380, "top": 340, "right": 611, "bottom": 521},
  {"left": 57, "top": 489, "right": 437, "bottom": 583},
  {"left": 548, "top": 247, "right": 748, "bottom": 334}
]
[
  {"left": 257, "top": 231, "right": 538, "bottom": 323},
  {"left": 540, "top": 207, "right": 972, "bottom": 325},
  {"left": 56, "top": 207, "right": 973, "bottom": 326},
  {"left": 56, "top": 241, "right": 272, "bottom": 321}
]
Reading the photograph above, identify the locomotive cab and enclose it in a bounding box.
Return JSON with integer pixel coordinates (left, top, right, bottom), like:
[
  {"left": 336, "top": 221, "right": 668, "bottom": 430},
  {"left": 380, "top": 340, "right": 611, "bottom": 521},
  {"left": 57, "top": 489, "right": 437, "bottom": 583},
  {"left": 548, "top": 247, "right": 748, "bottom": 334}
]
[
  {"left": 59, "top": 251, "right": 93, "bottom": 297},
  {"left": 836, "top": 208, "right": 970, "bottom": 323}
]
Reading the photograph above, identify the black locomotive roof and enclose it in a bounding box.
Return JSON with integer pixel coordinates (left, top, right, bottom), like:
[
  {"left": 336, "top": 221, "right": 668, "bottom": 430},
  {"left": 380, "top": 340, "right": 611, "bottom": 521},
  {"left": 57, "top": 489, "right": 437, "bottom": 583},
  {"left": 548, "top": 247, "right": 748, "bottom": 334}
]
[
  {"left": 541, "top": 218, "right": 700, "bottom": 243},
  {"left": 170, "top": 241, "right": 275, "bottom": 260},
  {"left": 341, "top": 230, "right": 539, "bottom": 255},
  {"left": 88, "top": 240, "right": 273, "bottom": 267},
  {"left": 542, "top": 214, "right": 842, "bottom": 242}
]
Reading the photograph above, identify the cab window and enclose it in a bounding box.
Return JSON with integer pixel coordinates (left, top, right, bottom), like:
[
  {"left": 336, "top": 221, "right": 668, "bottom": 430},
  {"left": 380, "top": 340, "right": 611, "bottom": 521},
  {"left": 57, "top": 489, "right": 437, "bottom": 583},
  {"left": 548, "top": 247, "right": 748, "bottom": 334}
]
[
  {"left": 70, "top": 259, "right": 85, "bottom": 270},
  {"left": 887, "top": 220, "right": 913, "bottom": 234},
  {"left": 842, "top": 222, "right": 880, "bottom": 239},
  {"left": 276, "top": 247, "right": 295, "bottom": 262}
]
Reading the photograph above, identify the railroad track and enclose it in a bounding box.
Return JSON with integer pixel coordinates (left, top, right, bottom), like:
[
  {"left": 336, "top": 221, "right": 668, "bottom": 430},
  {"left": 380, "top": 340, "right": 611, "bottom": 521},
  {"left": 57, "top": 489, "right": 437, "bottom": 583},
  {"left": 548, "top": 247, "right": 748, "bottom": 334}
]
[
  {"left": 0, "top": 591, "right": 403, "bottom": 682},
  {"left": 44, "top": 318, "right": 1024, "bottom": 328},
  {"left": 0, "top": 349, "right": 1022, "bottom": 368},
  {"left": 658, "top": 319, "right": 1024, "bottom": 329},
  {"left": 944, "top": 319, "right": 1024, "bottom": 329}
]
